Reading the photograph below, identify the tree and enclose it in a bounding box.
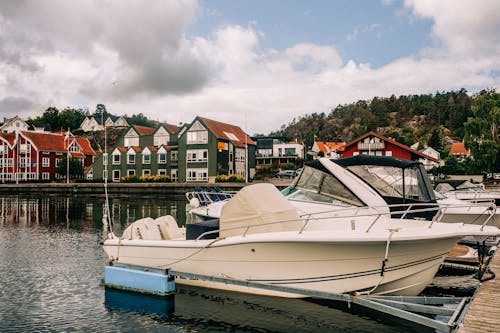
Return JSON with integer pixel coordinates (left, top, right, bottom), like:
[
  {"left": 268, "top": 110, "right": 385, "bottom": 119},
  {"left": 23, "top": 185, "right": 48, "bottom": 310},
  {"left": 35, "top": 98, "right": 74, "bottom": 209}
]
[{"left": 56, "top": 157, "right": 84, "bottom": 179}]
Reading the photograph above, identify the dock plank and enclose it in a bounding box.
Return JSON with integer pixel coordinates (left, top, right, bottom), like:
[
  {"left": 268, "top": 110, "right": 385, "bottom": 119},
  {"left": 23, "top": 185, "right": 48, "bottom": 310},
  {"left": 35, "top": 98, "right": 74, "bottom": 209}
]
[{"left": 458, "top": 250, "right": 500, "bottom": 333}]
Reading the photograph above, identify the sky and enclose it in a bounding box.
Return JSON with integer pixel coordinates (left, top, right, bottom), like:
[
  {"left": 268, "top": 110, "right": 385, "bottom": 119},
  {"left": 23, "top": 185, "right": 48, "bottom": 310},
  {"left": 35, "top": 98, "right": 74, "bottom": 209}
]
[{"left": 0, "top": 0, "right": 499, "bottom": 135}]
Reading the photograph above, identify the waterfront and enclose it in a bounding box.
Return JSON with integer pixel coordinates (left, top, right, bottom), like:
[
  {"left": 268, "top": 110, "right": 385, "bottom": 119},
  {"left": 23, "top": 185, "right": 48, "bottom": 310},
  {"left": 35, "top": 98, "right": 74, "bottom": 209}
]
[{"left": 0, "top": 193, "right": 429, "bottom": 332}]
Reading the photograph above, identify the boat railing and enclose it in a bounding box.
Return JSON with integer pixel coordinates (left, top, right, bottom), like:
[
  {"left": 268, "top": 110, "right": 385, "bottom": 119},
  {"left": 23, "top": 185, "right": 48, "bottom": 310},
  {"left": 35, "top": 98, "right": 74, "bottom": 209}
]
[
  {"left": 185, "top": 188, "right": 237, "bottom": 207},
  {"left": 193, "top": 200, "right": 497, "bottom": 240},
  {"left": 194, "top": 205, "right": 448, "bottom": 240}
]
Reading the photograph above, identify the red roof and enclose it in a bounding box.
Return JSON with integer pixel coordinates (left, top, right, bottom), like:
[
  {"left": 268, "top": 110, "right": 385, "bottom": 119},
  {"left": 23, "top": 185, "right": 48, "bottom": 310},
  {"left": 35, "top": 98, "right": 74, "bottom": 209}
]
[
  {"left": 315, "top": 141, "right": 345, "bottom": 153},
  {"left": 344, "top": 131, "right": 438, "bottom": 162},
  {"left": 0, "top": 132, "right": 16, "bottom": 146},
  {"left": 132, "top": 124, "right": 155, "bottom": 136},
  {"left": 75, "top": 137, "right": 96, "bottom": 155},
  {"left": 198, "top": 117, "right": 255, "bottom": 148},
  {"left": 163, "top": 123, "right": 179, "bottom": 134},
  {"left": 449, "top": 142, "right": 469, "bottom": 156},
  {"left": 20, "top": 131, "right": 95, "bottom": 156}
]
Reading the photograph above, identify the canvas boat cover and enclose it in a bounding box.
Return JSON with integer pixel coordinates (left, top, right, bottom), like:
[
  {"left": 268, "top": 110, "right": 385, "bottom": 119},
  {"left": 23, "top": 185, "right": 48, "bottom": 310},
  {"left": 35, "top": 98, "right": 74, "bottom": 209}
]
[{"left": 219, "top": 183, "right": 303, "bottom": 238}]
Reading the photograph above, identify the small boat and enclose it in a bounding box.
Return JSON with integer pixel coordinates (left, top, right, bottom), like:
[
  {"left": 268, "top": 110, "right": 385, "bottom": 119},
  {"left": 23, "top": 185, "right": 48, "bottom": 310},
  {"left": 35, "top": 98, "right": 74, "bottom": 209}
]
[
  {"left": 435, "top": 179, "right": 500, "bottom": 206},
  {"left": 103, "top": 183, "right": 500, "bottom": 298}
]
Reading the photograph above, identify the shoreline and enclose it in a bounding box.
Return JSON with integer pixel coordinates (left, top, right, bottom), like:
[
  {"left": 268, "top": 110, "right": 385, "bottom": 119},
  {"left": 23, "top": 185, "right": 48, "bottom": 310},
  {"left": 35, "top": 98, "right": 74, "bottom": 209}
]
[{"left": 0, "top": 179, "right": 292, "bottom": 195}]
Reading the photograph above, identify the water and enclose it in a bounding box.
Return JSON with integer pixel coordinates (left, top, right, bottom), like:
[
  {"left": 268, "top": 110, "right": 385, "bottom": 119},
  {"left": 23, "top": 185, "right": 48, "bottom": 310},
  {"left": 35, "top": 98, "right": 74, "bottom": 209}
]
[{"left": 0, "top": 193, "right": 428, "bottom": 333}]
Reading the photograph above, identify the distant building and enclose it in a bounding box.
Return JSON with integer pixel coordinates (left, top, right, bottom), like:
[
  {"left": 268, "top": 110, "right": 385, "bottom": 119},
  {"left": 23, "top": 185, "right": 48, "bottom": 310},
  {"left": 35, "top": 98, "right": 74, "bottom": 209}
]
[
  {"left": 311, "top": 141, "right": 345, "bottom": 159},
  {"left": 448, "top": 142, "right": 470, "bottom": 159},
  {"left": 341, "top": 131, "right": 438, "bottom": 163},
  {"left": 0, "top": 131, "right": 95, "bottom": 182},
  {"left": 1, "top": 116, "right": 30, "bottom": 133},
  {"left": 252, "top": 136, "right": 305, "bottom": 165},
  {"left": 80, "top": 115, "right": 129, "bottom": 132},
  {"left": 87, "top": 123, "right": 179, "bottom": 182},
  {"left": 178, "top": 117, "right": 256, "bottom": 182},
  {"left": 410, "top": 143, "right": 441, "bottom": 170}
]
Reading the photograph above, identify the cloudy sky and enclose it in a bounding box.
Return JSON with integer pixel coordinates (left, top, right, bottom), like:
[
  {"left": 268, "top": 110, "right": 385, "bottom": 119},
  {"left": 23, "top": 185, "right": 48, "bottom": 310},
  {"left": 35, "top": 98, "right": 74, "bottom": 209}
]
[{"left": 0, "top": 0, "right": 499, "bottom": 134}]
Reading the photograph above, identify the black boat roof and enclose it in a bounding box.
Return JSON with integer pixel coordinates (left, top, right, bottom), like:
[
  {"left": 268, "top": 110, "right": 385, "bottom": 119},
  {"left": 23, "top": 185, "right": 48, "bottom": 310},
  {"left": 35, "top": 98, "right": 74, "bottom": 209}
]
[{"left": 333, "top": 155, "right": 421, "bottom": 169}]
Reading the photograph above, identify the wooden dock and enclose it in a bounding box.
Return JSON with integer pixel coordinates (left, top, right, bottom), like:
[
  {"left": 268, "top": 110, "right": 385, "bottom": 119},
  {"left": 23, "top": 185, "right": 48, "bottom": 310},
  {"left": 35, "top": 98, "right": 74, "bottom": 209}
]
[{"left": 458, "top": 250, "right": 500, "bottom": 332}]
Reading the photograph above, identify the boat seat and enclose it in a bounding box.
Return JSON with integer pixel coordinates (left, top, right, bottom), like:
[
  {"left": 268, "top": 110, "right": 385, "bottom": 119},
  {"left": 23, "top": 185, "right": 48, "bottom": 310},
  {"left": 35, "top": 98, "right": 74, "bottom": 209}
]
[
  {"left": 155, "top": 215, "right": 185, "bottom": 240},
  {"left": 186, "top": 219, "right": 219, "bottom": 240},
  {"left": 122, "top": 217, "right": 163, "bottom": 240}
]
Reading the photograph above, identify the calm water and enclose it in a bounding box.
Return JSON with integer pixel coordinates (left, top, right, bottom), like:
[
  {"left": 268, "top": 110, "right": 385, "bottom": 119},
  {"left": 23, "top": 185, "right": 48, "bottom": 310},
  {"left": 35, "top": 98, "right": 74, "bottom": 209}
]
[{"left": 0, "top": 193, "right": 428, "bottom": 333}]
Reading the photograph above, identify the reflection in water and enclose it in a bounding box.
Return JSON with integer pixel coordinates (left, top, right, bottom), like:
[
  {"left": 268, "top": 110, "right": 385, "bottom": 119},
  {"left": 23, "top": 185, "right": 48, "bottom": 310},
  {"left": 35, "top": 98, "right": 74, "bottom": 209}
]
[
  {"left": 0, "top": 194, "right": 186, "bottom": 232},
  {"left": 0, "top": 193, "right": 423, "bottom": 333}
]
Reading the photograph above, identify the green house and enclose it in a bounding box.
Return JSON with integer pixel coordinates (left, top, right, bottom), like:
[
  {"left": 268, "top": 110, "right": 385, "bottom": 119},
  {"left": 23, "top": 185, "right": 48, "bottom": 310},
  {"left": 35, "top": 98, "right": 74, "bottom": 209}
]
[
  {"left": 178, "top": 117, "right": 256, "bottom": 182},
  {"left": 88, "top": 123, "right": 179, "bottom": 181}
]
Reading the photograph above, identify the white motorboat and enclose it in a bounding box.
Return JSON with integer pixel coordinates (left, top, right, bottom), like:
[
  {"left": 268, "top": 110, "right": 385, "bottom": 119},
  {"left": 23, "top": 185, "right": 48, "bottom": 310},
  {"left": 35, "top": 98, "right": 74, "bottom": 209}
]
[
  {"left": 103, "top": 183, "right": 500, "bottom": 298},
  {"left": 190, "top": 156, "right": 498, "bottom": 228},
  {"left": 435, "top": 179, "right": 500, "bottom": 206}
]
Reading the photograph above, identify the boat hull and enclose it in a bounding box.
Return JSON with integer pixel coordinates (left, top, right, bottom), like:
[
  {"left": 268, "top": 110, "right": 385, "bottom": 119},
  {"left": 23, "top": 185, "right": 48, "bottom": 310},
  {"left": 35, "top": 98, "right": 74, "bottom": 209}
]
[{"left": 103, "top": 235, "right": 457, "bottom": 298}]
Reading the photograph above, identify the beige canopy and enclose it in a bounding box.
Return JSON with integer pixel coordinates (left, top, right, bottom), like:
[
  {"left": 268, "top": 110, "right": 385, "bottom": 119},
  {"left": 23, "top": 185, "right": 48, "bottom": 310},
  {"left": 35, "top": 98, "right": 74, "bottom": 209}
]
[{"left": 219, "top": 183, "right": 302, "bottom": 238}]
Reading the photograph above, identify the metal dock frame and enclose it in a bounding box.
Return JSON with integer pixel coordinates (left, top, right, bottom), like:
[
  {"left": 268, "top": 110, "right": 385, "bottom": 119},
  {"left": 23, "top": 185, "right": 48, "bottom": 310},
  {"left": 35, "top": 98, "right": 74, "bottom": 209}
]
[{"left": 169, "top": 269, "right": 469, "bottom": 332}]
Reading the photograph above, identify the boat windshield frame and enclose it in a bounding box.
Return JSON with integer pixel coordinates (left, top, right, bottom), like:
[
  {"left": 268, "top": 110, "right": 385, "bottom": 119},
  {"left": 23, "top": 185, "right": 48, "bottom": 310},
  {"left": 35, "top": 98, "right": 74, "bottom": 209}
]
[
  {"left": 342, "top": 162, "right": 436, "bottom": 203},
  {"left": 287, "top": 164, "right": 365, "bottom": 207}
]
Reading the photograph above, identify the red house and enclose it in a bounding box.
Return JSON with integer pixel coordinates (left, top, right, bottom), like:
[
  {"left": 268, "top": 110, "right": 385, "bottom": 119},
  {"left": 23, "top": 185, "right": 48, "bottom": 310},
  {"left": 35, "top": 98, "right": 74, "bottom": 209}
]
[
  {"left": 341, "top": 131, "right": 438, "bottom": 162},
  {"left": 0, "top": 131, "right": 95, "bottom": 182}
]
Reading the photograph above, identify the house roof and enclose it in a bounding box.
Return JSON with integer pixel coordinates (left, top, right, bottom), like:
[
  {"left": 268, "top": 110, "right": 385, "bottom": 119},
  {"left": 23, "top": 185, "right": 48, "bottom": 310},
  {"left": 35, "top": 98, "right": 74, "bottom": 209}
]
[
  {"left": 198, "top": 117, "right": 255, "bottom": 148},
  {"left": 344, "top": 131, "right": 439, "bottom": 162},
  {"left": 20, "top": 131, "right": 95, "bottom": 155},
  {"left": 0, "top": 132, "right": 16, "bottom": 146},
  {"left": 315, "top": 141, "right": 345, "bottom": 153},
  {"left": 449, "top": 142, "right": 469, "bottom": 156},
  {"left": 162, "top": 123, "right": 179, "bottom": 134},
  {"left": 132, "top": 124, "right": 155, "bottom": 136}
]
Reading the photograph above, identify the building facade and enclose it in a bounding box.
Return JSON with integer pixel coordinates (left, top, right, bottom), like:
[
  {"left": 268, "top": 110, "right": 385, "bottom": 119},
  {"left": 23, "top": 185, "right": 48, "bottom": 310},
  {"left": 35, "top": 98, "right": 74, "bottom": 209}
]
[
  {"left": 252, "top": 136, "right": 305, "bottom": 166},
  {"left": 0, "top": 131, "right": 95, "bottom": 182},
  {"left": 88, "top": 123, "right": 180, "bottom": 182},
  {"left": 80, "top": 115, "right": 129, "bottom": 132},
  {"left": 178, "top": 117, "right": 256, "bottom": 182},
  {"left": 342, "top": 131, "right": 438, "bottom": 163}
]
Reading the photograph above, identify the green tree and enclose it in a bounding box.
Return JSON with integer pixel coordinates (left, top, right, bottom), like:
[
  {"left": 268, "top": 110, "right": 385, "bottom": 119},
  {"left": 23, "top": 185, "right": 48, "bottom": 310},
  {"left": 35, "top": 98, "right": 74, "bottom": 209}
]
[{"left": 56, "top": 157, "right": 84, "bottom": 179}]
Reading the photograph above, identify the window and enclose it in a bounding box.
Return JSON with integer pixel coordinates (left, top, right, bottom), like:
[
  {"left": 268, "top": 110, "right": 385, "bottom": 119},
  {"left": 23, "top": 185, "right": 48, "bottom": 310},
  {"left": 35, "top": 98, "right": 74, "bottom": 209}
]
[
  {"left": 223, "top": 131, "right": 239, "bottom": 141},
  {"left": 113, "top": 170, "right": 120, "bottom": 182},
  {"left": 186, "top": 168, "right": 208, "bottom": 181},
  {"left": 112, "top": 154, "right": 120, "bottom": 165},
  {"left": 187, "top": 130, "right": 208, "bottom": 144},
  {"left": 171, "top": 169, "right": 178, "bottom": 182},
  {"left": 385, "top": 151, "right": 392, "bottom": 157},
  {"left": 171, "top": 151, "right": 178, "bottom": 161},
  {"left": 42, "top": 158, "right": 50, "bottom": 167},
  {"left": 56, "top": 158, "right": 61, "bottom": 167},
  {"left": 127, "top": 154, "right": 135, "bottom": 164},
  {"left": 127, "top": 169, "right": 136, "bottom": 177},
  {"left": 69, "top": 143, "right": 79, "bottom": 152},
  {"left": 142, "top": 154, "right": 151, "bottom": 164},
  {"left": 187, "top": 149, "right": 208, "bottom": 163},
  {"left": 158, "top": 169, "right": 167, "bottom": 176},
  {"left": 158, "top": 153, "right": 167, "bottom": 164},
  {"left": 86, "top": 170, "right": 93, "bottom": 180},
  {"left": 154, "top": 134, "right": 169, "bottom": 146},
  {"left": 353, "top": 152, "right": 359, "bottom": 156},
  {"left": 142, "top": 169, "right": 151, "bottom": 176},
  {"left": 42, "top": 172, "right": 50, "bottom": 180}
]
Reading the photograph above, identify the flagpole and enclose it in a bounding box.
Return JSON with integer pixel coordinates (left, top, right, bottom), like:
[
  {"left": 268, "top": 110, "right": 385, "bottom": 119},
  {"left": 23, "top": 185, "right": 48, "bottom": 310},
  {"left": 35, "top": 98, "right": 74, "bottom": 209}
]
[{"left": 66, "top": 128, "right": 70, "bottom": 184}]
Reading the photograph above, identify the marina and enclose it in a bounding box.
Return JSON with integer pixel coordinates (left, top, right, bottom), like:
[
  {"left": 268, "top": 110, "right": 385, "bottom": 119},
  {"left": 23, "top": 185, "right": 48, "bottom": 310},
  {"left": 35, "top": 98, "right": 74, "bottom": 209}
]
[{"left": 0, "top": 193, "right": 433, "bottom": 333}]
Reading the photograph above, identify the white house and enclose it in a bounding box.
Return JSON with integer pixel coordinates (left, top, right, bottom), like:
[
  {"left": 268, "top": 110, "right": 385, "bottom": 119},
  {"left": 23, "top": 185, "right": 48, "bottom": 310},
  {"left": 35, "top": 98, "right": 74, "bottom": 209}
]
[
  {"left": 410, "top": 143, "right": 441, "bottom": 170},
  {"left": 1, "top": 116, "right": 30, "bottom": 133}
]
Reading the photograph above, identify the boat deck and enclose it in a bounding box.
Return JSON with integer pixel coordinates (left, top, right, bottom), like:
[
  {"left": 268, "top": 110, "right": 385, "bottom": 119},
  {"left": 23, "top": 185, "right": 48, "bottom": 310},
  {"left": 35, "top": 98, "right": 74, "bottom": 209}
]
[{"left": 459, "top": 251, "right": 500, "bottom": 332}]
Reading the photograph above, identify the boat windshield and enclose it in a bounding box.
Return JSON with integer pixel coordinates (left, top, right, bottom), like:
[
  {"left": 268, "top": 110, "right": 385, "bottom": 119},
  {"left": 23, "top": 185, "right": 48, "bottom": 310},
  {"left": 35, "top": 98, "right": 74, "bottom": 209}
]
[
  {"left": 456, "top": 181, "right": 485, "bottom": 192},
  {"left": 286, "top": 165, "right": 364, "bottom": 206},
  {"left": 345, "top": 164, "right": 435, "bottom": 202}
]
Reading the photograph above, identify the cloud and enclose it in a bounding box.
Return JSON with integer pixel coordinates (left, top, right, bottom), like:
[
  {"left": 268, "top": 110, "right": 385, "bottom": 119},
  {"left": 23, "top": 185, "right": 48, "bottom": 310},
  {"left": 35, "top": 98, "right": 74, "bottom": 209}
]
[
  {"left": 404, "top": 0, "right": 500, "bottom": 57},
  {"left": 0, "top": 1, "right": 498, "bottom": 135},
  {"left": 0, "top": 97, "right": 34, "bottom": 115}
]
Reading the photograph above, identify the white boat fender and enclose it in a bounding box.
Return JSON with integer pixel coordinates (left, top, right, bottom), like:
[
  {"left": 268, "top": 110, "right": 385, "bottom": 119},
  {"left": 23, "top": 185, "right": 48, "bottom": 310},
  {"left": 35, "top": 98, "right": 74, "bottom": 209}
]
[{"left": 189, "top": 197, "right": 200, "bottom": 209}]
